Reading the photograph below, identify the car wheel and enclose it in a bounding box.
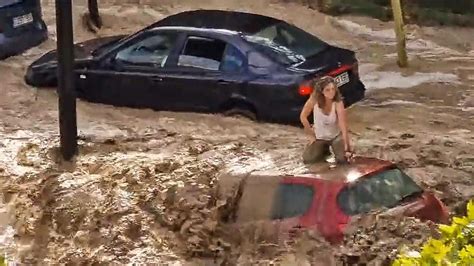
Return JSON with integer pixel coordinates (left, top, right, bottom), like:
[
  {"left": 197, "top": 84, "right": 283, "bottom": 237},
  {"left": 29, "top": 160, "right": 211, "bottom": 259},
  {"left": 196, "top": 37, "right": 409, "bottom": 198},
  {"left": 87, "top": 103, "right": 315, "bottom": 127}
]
[{"left": 223, "top": 106, "right": 257, "bottom": 121}]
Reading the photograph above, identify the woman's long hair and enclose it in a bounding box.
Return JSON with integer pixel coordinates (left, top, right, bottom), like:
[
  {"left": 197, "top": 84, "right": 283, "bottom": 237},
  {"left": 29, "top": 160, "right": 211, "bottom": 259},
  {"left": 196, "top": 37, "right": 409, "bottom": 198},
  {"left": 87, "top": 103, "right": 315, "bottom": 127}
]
[{"left": 312, "top": 76, "right": 342, "bottom": 109}]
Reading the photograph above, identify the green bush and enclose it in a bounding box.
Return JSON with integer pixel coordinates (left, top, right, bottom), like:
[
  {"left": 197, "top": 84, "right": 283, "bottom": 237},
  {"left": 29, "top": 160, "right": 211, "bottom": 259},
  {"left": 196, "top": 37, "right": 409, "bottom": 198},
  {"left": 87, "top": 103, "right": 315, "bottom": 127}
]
[
  {"left": 321, "top": 0, "right": 392, "bottom": 20},
  {"left": 312, "top": 0, "right": 474, "bottom": 27},
  {"left": 393, "top": 200, "right": 474, "bottom": 265},
  {"left": 408, "top": 8, "right": 474, "bottom": 27}
]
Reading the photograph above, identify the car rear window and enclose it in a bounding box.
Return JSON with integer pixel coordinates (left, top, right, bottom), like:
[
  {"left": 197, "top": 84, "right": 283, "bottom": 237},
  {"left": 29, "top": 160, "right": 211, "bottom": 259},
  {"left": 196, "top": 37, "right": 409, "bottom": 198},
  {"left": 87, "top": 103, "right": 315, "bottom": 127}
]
[
  {"left": 272, "top": 183, "right": 314, "bottom": 219},
  {"left": 336, "top": 168, "right": 423, "bottom": 215},
  {"left": 243, "top": 21, "right": 328, "bottom": 65}
]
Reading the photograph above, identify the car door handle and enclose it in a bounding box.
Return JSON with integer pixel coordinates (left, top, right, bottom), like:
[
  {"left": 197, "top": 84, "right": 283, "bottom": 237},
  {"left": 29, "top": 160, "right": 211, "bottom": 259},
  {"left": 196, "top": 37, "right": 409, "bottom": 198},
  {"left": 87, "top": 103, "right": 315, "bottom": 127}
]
[
  {"left": 217, "top": 79, "right": 230, "bottom": 84},
  {"left": 151, "top": 76, "right": 163, "bottom": 82}
]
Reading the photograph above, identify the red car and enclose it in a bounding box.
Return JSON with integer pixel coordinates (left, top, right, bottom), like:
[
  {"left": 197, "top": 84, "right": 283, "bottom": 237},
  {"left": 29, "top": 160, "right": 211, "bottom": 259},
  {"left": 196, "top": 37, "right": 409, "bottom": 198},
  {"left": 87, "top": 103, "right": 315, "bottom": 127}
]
[{"left": 228, "top": 156, "right": 449, "bottom": 244}]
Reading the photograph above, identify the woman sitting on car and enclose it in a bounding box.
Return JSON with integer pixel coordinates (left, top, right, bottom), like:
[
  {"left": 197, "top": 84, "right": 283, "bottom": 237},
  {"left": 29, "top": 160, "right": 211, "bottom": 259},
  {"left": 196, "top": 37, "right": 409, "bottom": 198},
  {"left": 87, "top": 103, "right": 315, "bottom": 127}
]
[{"left": 300, "top": 76, "right": 353, "bottom": 164}]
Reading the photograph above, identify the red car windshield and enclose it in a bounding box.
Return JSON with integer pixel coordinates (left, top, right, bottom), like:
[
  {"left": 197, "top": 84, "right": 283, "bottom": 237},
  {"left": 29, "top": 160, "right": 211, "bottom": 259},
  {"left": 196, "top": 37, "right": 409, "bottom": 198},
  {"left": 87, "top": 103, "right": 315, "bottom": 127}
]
[{"left": 336, "top": 168, "right": 423, "bottom": 215}]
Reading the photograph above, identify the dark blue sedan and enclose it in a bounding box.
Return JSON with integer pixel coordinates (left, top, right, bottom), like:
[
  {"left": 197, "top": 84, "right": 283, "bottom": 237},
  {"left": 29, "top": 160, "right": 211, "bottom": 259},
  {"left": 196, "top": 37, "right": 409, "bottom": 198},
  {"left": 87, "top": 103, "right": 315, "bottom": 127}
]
[
  {"left": 25, "top": 10, "right": 365, "bottom": 125},
  {"left": 0, "top": 0, "right": 47, "bottom": 59}
]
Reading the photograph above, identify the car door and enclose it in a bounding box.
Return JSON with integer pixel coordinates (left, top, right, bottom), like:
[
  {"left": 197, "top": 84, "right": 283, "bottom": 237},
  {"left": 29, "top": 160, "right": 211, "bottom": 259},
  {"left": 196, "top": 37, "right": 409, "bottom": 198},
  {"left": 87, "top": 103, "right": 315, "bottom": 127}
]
[
  {"left": 157, "top": 33, "right": 249, "bottom": 112},
  {"left": 76, "top": 30, "right": 182, "bottom": 109},
  {"left": 271, "top": 180, "right": 318, "bottom": 237}
]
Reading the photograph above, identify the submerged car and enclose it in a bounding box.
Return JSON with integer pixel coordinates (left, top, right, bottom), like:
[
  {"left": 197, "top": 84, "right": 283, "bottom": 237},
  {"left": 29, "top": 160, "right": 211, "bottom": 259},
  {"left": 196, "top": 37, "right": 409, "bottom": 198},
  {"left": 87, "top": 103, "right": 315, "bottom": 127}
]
[
  {"left": 0, "top": 0, "right": 47, "bottom": 59},
  {"left": 25, "top": 9, "right": 365, "bottom": 124},
  {"left": 225, "top": 156, "right": 449, "bottom": 244}
]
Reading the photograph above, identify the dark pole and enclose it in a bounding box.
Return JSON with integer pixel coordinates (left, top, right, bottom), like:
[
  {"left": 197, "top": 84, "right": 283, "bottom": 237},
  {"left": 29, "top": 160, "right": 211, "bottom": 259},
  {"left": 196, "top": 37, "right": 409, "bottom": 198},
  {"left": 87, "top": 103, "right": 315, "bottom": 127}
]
[
  {"left": 56, "top": 0, "right": 77, "bottom": 161},
  {"left": 88, "top": 0, "right": 102, "bottom": 29}
]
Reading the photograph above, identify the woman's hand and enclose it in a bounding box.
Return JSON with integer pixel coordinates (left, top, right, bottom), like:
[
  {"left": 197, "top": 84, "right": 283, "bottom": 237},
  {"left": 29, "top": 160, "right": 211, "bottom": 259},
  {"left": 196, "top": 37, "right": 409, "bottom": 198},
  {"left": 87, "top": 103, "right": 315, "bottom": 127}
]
[
  {"left": 344, "top": 146, "right": 355, "bottom": 162},
  {"left": 336, "top": 101, "right": 353, "bottom": 161},
  {"left": 344, "top": 143, "right": 352, "bottom": 153}
]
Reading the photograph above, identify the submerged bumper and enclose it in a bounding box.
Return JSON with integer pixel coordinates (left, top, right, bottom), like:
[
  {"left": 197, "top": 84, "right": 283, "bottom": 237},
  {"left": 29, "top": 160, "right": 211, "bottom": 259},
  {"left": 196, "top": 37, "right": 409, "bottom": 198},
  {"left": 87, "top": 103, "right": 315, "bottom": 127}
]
[
  {"left": 0, "top": 21, "right": 48, "bottom": 59},
  {"left": 263, "top": 79, "right": 366, "bottom": 126},
  {"left": 340, "top": 79, "right": 366, "bottom": 108}
]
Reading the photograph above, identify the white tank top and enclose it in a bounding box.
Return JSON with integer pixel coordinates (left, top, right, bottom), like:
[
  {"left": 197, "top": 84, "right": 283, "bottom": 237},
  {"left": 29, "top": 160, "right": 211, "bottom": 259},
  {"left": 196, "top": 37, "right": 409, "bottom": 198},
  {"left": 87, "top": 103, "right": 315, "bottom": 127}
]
[{"left": 313, "top": 102, "right": 340, "bottom": 140}]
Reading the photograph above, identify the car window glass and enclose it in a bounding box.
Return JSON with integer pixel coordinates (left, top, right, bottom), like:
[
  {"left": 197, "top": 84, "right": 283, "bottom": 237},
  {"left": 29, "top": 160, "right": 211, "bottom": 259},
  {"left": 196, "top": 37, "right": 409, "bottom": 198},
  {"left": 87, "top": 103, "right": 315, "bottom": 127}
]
[
  {"left": 220, "top": 44, "right": 246, "bottom": 72},
  {"left": 256, "top": 25, "right": 296, "bottom": 46},
  {"left": 337, "top": 168, "right": 423, "bottom": 215},
  {"left": 243, "top": 21, "right": 328, "bottom": 65},
  {"left": 115, "top": 32, "right": 178, "bottom": 67},
  {"left": 256, "top": 25, "right": 277, "bottom": 40},
  {"left": 272, "top": 184, "right": 314, "bottom": 219},
  {"left": 178, "top": 36, "right": 226, "bottom": 71}
]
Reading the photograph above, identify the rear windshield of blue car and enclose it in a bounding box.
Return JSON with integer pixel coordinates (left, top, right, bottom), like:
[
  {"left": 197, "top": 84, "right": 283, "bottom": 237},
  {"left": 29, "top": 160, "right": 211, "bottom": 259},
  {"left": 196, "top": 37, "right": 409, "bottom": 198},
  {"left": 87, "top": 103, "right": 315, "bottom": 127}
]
[
  {"left": 243, "top": 21, "right": 328, "bottom": 66},
  {"left": 336, "top": 168, "right": 423, "bottom": 215}
]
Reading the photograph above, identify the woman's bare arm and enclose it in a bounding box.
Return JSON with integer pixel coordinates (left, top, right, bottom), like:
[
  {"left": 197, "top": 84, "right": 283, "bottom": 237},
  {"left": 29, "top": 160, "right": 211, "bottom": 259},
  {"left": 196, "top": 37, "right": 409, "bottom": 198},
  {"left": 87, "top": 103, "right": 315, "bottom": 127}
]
[
  {"left": 336, "top": 101, "right": 351, "bottom": 151},
  {"left": 300, "top": 95, "right": 316, "bottom": 142}
]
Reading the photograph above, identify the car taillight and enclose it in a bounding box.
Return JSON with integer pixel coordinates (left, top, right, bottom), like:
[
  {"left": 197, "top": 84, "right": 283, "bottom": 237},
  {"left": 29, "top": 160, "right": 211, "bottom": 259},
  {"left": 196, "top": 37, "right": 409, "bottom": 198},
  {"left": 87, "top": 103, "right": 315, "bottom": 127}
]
[
  {"left": 298, "top": 83, "right": 313, "bottom": 96},
  {"left": 298, "top": 85, "right": 312, "bottom": 96},
  {"left": 433, "top": 196, "right": 450, "bottom": 224}
]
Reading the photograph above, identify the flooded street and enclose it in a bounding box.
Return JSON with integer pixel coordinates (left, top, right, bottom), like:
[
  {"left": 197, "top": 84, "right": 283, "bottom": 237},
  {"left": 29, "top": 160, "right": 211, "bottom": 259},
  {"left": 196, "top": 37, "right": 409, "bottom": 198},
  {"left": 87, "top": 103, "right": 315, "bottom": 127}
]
[{"left": 0, "top": 0, "right": 473, "bottom": 264}]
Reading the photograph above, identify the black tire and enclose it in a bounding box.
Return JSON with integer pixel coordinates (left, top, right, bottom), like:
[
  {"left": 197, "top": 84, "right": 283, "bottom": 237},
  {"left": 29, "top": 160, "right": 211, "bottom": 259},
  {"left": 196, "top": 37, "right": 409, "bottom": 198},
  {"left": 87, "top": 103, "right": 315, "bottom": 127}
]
[{"left": 223, "top": 106, "right": 257, "bottom": 121}]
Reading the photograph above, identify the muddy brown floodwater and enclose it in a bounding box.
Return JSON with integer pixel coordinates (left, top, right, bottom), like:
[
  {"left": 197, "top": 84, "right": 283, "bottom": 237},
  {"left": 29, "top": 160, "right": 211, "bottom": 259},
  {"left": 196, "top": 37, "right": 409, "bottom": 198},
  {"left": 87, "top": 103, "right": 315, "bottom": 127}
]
[{"left": 0, "top": 0, "right": 473, "bottom": 264}]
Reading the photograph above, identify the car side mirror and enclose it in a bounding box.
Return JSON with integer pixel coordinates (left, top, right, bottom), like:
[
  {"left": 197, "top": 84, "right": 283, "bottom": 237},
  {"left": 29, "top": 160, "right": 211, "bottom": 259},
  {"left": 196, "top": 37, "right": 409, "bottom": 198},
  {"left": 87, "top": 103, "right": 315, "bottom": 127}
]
[
  {"left": 102, "top": 55, "right": 115, "bottom": 66},
  {"left": 246, "top": 51, "right": 272, "bottom": 69},
  {"left": 97, "top": 53, "right": 120, "bottom": 71}
]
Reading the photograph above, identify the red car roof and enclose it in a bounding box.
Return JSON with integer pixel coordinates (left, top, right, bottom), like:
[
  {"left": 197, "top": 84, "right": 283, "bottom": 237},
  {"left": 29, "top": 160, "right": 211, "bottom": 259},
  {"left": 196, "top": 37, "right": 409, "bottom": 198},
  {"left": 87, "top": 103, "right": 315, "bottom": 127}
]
[{"left": 292, "top": 156, "right": 395, "bottom": 184}]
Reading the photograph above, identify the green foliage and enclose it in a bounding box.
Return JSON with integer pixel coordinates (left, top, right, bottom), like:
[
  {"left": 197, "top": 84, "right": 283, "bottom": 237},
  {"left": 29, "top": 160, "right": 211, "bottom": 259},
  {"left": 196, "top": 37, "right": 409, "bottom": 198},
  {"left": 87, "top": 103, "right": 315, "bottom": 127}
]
[
  {"left": 322, "top": 0, "right": 393, "bottom": 21},
  {"left": 410, "top": 8, "right": 474, "bottom": 27},
  {"left": 393, "top": 200, "right": 474, "bottom": 266},
  {"left": 314, "top": 0, "right": 474, "bottom": 27}
]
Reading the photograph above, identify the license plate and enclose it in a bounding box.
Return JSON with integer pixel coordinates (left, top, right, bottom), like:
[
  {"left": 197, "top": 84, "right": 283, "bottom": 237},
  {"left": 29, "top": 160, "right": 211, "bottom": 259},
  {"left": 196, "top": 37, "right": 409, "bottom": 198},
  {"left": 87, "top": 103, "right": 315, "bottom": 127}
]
[
  {"left": 13, "top": 13, "right": 33, "bottom": 28},
  {"left": 335, "top": 72, "right": 350, "bottom": 87}
]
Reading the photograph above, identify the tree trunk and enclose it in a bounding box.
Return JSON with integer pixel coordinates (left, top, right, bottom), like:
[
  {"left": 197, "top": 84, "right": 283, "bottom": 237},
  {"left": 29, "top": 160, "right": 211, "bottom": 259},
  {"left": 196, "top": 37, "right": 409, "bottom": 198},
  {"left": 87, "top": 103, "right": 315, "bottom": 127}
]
[
  {"left": 391, "top": 0, "right": 408, "bottom": 67},
  {"left": 88, "top": 0, "right": 102, "bottom": 29}
]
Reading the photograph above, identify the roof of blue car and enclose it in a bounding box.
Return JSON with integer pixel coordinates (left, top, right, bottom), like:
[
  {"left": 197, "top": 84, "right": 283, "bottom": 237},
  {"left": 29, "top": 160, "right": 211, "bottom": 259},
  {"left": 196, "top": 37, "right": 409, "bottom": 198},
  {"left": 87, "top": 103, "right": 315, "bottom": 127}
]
[{"left": 150, "top": 9, "right": 282, "bottom": 34}]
